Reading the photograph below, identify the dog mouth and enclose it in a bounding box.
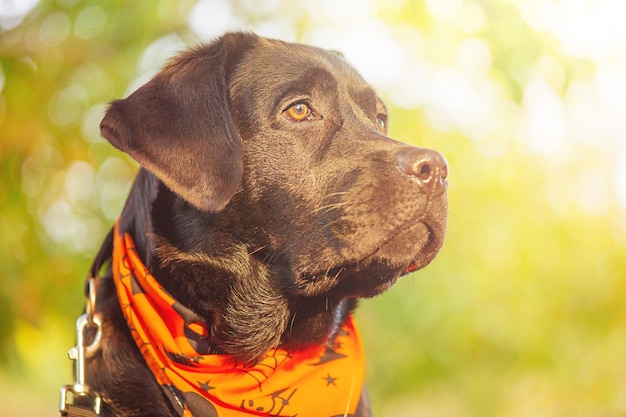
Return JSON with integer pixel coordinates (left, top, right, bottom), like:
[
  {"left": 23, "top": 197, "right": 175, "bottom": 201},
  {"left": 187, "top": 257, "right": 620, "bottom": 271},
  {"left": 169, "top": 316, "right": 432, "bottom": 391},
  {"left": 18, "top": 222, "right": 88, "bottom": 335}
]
[{"left": 295, "top": 220, "right": 444, "bottom": 298}]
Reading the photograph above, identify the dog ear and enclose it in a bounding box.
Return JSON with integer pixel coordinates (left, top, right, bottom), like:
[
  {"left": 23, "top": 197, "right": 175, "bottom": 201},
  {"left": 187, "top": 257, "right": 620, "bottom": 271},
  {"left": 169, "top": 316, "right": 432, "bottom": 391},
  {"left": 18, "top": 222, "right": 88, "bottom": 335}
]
[{"left": 100, "top": 34, "right": 253, "bottom": 212}]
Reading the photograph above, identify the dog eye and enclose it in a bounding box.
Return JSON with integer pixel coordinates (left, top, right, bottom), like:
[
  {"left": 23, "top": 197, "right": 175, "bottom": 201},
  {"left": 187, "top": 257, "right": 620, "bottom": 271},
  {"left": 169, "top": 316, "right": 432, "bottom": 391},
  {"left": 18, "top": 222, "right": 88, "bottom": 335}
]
[
  {"left": 376, "top": 115, "right": 387, "bottom": 133},
  {"left": 284, "top": 102, "right": 316, "bottom": 122}
]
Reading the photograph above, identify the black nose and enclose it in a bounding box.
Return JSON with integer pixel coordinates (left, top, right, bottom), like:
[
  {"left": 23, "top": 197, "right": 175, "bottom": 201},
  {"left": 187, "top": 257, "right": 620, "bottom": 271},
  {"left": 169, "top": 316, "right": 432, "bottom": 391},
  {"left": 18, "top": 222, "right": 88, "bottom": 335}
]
[{"left": 397, "top": 147, "right": 448, "bottom": 193}]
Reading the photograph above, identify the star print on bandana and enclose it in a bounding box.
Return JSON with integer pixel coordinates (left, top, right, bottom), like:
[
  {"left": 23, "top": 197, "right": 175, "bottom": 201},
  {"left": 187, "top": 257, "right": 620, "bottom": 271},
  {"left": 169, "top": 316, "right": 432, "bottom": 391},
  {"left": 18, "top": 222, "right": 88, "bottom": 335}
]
[
  {"left": 198, "top": 381, "right": 215, "bottom": 392},
  {"left": 112, "top": 222, "right": 365, "bottom": 417},
  {"left": 323, "top": 373, "right": 338, "bottom": 387}
]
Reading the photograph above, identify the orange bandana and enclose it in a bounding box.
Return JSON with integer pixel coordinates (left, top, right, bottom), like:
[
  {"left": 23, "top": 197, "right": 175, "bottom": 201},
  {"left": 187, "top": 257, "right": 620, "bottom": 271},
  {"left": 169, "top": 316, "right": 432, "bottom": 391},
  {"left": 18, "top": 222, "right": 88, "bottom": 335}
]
[{"left": 111, "top": 224, "right": 365, "bottom": 417}]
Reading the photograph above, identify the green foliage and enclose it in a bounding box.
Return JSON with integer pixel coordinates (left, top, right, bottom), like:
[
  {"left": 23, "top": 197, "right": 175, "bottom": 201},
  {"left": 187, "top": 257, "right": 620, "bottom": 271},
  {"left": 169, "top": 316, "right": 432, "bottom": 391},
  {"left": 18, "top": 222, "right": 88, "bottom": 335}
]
[
  {"left": 1, "top": 0, "right": 191, "bottom": 351},
  {"left": 1, "top": 0, "right": 625, "bottom": 415}
]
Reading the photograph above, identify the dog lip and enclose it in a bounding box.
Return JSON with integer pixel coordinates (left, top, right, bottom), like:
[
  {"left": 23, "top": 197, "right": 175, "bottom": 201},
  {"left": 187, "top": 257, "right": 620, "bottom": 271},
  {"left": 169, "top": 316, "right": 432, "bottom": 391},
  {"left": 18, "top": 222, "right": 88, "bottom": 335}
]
[
  {"left": 366, "top": 218, "right": 445, "bottom": 280},
  {"left": 404, "top": 262, "right": 420, "bottom": 274},
  {"left": 403, "top": 220, "right": 445, "bottom": 273}
]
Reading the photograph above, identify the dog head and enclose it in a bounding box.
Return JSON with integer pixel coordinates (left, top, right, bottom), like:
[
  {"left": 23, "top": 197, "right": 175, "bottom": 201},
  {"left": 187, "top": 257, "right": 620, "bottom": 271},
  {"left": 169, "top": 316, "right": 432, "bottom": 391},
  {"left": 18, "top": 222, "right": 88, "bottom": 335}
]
[
  {"left": 101, "top": 32, "right": 447, "bottom": 357},
  {"left": 227, "top": 36, "right": 447, "bottom": 298}
]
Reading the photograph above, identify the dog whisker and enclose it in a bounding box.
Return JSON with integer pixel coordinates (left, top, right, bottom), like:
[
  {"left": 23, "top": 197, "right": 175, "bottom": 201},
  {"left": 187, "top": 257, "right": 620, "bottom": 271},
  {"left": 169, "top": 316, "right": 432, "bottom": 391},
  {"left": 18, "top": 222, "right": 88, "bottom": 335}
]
[
  {"left": 322, "top": 191, "right": 349, "bottom": 199},
  {"left": 260, "top": 250, "right": 277, "bottom": 264},
  {"left": 321, "top": 216, "right": 354, "bottom": 229},
  {"left": 247, "top": 245, "right": 267, "bottom": 256},
  {"left": 288, "top": 310, "right": 298, "bottom": 335},
  {"left": 311, "top": 201, "right": 358, "bottom": 215},
  {"left": 332, "top": 268, "right": 344, "bottom": 281}
]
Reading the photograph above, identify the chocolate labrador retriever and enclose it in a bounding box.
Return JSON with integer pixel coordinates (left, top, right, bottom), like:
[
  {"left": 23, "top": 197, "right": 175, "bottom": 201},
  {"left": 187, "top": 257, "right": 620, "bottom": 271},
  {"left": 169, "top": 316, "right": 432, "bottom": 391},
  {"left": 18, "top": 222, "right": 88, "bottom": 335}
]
[{"left": 68, "top": 32, "right": 447, "bottom": 417}]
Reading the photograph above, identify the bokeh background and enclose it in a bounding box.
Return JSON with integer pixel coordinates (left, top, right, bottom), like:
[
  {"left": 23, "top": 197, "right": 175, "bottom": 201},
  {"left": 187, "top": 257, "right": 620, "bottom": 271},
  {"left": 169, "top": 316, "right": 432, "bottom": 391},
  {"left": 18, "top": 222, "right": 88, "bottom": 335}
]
[{"left": 1, "top": 0, "right": 626, "bottom": 415}]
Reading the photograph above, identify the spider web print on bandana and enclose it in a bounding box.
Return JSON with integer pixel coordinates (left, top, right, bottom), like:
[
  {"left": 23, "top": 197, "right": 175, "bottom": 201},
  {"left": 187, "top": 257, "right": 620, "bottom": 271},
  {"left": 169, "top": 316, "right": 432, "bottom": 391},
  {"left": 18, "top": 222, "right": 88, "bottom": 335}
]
[{"left": 111, "top": 222, "right": 365, "bottom": 417}]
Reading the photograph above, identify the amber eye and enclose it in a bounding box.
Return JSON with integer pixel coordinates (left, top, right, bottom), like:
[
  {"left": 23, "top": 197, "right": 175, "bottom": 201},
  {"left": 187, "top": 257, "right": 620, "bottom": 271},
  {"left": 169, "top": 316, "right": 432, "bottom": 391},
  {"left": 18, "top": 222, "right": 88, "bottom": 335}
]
[
  {"left": 376, "top": 115, "right": 387, "bottom": 133},
  {"left": 284, "top": 102, "right": 313, "bottom": 122}
]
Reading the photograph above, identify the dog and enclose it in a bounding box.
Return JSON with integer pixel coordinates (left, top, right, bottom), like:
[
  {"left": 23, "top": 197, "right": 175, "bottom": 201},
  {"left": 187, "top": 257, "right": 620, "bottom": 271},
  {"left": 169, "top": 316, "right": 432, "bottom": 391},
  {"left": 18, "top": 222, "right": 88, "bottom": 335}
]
[{"left": 75, "top": 32, "right": 447, "bottom": 417}]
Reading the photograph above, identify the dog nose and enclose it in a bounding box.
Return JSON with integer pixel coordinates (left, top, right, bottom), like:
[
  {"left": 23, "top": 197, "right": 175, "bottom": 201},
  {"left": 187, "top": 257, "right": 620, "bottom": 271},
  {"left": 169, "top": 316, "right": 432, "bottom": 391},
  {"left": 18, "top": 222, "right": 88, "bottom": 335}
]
[{"left": 396, "top": 147, "right": 448, "bottom": 192}]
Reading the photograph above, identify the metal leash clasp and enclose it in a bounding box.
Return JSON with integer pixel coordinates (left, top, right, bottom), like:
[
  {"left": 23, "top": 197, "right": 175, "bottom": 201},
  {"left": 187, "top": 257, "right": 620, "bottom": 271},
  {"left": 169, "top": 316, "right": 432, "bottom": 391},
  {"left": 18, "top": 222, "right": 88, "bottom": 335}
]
[{"left": 59, "top": 278, "right": 103, "bottom": 415}]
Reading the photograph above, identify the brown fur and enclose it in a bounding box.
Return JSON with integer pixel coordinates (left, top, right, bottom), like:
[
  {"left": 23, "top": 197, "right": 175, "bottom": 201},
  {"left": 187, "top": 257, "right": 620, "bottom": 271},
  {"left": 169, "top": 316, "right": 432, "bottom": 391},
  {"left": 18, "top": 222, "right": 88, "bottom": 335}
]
[{"left": 86, "top": 32, "right": 447, "bottom": 416}]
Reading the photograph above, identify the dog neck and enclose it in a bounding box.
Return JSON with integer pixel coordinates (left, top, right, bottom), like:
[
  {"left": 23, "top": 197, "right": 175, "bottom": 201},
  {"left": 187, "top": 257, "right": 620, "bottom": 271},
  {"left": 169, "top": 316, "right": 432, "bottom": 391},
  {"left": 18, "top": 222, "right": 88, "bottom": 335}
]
[
  {"left": 111, "top": 222, "right": 365, "bottom": 416},
  {"left": 116, "top": 169, "right": 357, "bottom": 362}
]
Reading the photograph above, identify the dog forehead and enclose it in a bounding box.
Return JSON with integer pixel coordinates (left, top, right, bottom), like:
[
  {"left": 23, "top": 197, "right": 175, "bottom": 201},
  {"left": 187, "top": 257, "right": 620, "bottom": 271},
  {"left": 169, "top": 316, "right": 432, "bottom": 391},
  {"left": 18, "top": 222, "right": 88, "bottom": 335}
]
[
  {"left": 230, "top": 37, "right": 384, "bottom": 116},
  {"left": 235, "top": 38, "right": 364, "bottom": 88}
]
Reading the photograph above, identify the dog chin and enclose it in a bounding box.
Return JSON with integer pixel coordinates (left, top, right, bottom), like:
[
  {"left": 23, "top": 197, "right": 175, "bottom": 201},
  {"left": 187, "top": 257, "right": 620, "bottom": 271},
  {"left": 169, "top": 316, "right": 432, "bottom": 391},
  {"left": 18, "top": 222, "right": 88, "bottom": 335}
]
[{"left": 294, "top": 221, "right": 444, "bottom": 298}]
